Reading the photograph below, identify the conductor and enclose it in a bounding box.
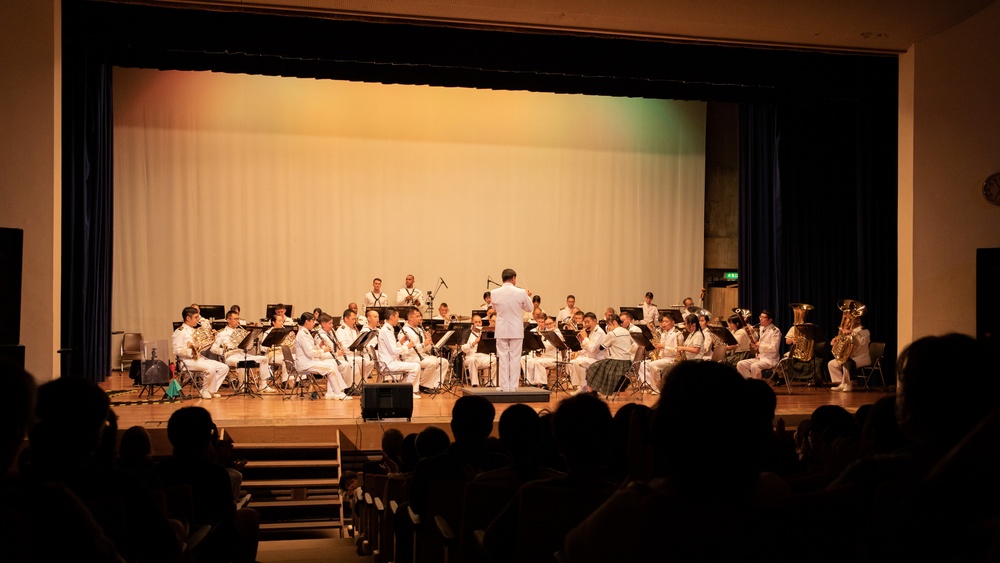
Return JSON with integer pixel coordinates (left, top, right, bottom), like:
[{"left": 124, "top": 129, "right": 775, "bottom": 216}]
[{"left": 490, "top": 268, "right": 534, "bottom": 392}]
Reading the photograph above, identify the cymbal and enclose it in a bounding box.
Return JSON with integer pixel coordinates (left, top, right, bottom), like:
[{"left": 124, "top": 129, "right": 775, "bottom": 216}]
[{"left": 452, "top": 315, "right": 472, "bottom": 320}]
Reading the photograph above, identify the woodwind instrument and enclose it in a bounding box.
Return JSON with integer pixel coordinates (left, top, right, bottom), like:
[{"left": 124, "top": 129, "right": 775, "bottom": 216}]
[
  {"left": 648, "top": 325, "right": 662, "bottom": 361},
  {"left": 401, "top": 327, "right": 424, "bottom": 360},
  {"left": 317, "top": 329, "right": 344, "bottom": 365}
]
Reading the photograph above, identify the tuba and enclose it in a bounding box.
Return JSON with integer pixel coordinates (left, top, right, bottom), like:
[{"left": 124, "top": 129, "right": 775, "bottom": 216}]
[
  {"left": 831, "top": 299, "right": 866, "bottom": 362},
  {"left": 788, "top": 303, "right": 816, "bottom": 362}
]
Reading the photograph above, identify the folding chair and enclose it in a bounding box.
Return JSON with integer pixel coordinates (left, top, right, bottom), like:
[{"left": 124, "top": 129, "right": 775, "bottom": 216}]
[
  {"left": 612, "top": 347, "right": 648, "bottom": 401},
  {"left": 281, "top": 344, "right": 321, "bottom": 400},
  {"left": 375, "top": 360, "right": 410, "bottom": 384},
  {"left": 858, "top": 342, "right": 888, "bottom": 388}
]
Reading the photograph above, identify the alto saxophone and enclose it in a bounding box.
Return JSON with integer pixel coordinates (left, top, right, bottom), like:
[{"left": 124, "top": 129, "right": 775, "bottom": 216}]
[{"left": 648, "top": 326, "right": 662, "bottom": 361}]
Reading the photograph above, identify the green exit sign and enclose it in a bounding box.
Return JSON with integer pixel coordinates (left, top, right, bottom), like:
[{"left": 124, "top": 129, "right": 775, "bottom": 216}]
[{"left": 724, "top": 272, "right": 739, "bottom": 281}]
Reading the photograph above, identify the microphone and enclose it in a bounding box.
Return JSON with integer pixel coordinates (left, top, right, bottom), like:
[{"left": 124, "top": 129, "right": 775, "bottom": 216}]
[{"left": 440, "top": 277, "right": 449, "bottom": 289}]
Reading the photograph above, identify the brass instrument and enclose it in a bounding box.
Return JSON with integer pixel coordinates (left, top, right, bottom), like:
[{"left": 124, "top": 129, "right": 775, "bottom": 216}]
[
  {"left": 228, "top": 326, "right": 250, "bottom": 351},
  {"left": 788, "top": 303, "right": 816, "bottom": 362},
  {"left": 831, "top": 299, "right": 866, "bottom": 362},
  {"left": 189, "top": 324, "right": 216, "bottom": 358},
  {"left": 733, "top": 307, "right": 758, "bottom": 345}
]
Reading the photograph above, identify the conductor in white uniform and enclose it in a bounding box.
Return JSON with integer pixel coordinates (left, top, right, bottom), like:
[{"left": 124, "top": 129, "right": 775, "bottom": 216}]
[{"left": 489, "top": 268, "right": 534, "bottom": 392}]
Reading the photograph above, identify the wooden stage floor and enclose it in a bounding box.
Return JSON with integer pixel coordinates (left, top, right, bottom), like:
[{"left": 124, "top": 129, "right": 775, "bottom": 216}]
[{"left": 101, "top": 371, "right": 893, "bottom": 450}]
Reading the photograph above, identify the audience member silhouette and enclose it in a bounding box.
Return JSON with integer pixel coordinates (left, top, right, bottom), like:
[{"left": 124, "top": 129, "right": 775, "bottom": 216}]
[
  {"left": 363, "top": 427, "right": 405, "bottom": 475},
  {"left": 475, "top": 403, "right": 563, "bottom": 488}
]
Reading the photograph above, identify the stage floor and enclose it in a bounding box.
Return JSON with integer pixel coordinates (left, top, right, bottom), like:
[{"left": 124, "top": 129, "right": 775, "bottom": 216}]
[{"left": 102, "top": 370, "right": 893, "bottom": 450}]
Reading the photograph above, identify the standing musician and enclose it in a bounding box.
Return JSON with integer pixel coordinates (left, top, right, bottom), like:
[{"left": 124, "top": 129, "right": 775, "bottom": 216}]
[
  {"left": 272, "top": 303, "right": 294, "bottom": 326},
  {"left": 376, "top": 308, "right": 422, "bottom": 398},
  {"left": 639, "top": 314, "right": 685, "bottom": 392},
  {"left": 315, "top": 313, "right": 354, "bottom": 392},
  {"left": 363, "top": 278, "right": 389, "bottom": 308},
  {"left": 489, "top": 268, "right": 535, "bottom": 392},
  {"left": 722, "top": 314, "right": 752, "bottom": 368},
  {"left": 461, "top": 314, "right": 494, "bottom": 387},
  {"left": 210, "top": 310, "right": 276, "bottom": 393},
  {"left": 481, "top": 291, "right": 493, "bottom": 309},
  {"left": 567, "top": 312, "right": 607, "bottom": 389},
  {"left": 396, "top": 274, "right": 424, "bottom": 308},
  {"left": 736, "top": 310, "right": 782, "bottom": 380},
  {"left": 829, "top": 315, "right": 871, "bottom": 392},
  {"left": 577, "top": 314, "right": 633, "bottom": 396},
  {"left": 640, "top": 292, "right": 659, "bottom": 326},
  {"left": 522, "top": 316, "right": 561, "bottom": 388},
  {"left": 172, "top": 306, "right": 229, "bottom": 399},
  {"left": 399, "top": 308, "right": 447, "bottom": 392},
  {"left": 556, "top": 295, "right": 579, "bottom": 326},
  {"left": 293, "top": 312, "right": 351, "bottom": 401}
]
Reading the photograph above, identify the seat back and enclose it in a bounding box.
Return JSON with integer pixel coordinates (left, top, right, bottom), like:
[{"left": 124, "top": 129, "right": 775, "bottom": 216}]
[
  {"left": 710, "top": 341, "right": 727, "bottom": 363},
  {"left": 123, "top": 332, "right": 143, "bottom": 353},
  {"left": 281, "top": 345, "right": 297, "bottom": 375},
  {"left": 869, "top": 341, "right": 885, "bottom": 363}
]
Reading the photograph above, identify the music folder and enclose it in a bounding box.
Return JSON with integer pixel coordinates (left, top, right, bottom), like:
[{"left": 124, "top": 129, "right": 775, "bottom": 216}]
[
  {"left": 706, "top": 325, "right": 738, "bottom": 346},
  {"left": 475, "top": 332, "right": 497, "bottom": 355},
  {"left": 350, "top": 330, "right": 378, "bottom": 352},
  {"left": 432, "top": 330, "right": 457, "bottom": 353},
  {"left": 630, "top": 332, "right": 655, "bottom": 351},
  {"left": 638, "top": 324, "right": 655, "bottom": 340},
  {"left": 236, "top": 327, "right": 263, "bottom": 350},
  {"left": 557, "top": 330, "right": 584, "bottom": 352},
  {"left": 261, "top": 327, "right": 292, "bottom": 348},
  {"left": 366, "top": 306, "right": 390, "bottom": 321},
  {"left": 522, "top": 328, "right": 545, "bottom": 352}
]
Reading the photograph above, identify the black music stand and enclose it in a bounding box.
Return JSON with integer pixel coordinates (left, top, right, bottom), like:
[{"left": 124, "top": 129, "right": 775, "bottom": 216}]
[
  {"left": 544, "top": 330, "right": 578, "bottom": 395},
  {"left": 199, "top": 304, "right": 226, "bottom": 322},
  {"left": 707, "top": 325, "right": 738, "bottom": 346},
  {"left": 522, "top": 329, "right": 547, "bottom": 387},
  {"left": 228, "top": 327, "right": 264, "bottom": 400},
  {"left": 429, "top": 329, "right": 461, "bottom": 398},
  {"left": 264, "top": 304, "right": 294, "bottom": 323},
  {"left": 661, "top": 309, "right": 685, "bottom": 324},
  {"left": 348, "top": 330, "right": 379, "bottom": 395},
  {"left": 260, "top": 328, "right": 292, "bottom": 395},
  {"left": 620, "top": 306, "right": 645, "bottom": 323},
  {"left": 629, "top": 332, "right": 657, "bottom": 396},
  {"left": 475, "top": 333, "right": 498, "bottom": 387}
]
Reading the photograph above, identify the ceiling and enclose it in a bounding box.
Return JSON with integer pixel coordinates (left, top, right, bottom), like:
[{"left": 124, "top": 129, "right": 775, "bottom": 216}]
[{"left": 137, "top": 0, "right": 997, "bottom": 53}]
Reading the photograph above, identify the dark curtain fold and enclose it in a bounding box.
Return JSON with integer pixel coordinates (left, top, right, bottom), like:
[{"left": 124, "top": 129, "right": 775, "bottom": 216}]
[
  {"left": 739, "top": 101, "right": 897, "bottom": 357},
  {"left": 61, "top": 0, "right": 114, "bottom": 381}
]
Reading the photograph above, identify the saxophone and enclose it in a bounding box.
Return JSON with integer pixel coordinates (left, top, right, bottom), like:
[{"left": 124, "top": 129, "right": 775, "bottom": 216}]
[
  {"left": 648, "top": 326, "right": 662, "bottom": 361},
  {"left": 832, "top": 299, "right": 866, "bottom": 362}
]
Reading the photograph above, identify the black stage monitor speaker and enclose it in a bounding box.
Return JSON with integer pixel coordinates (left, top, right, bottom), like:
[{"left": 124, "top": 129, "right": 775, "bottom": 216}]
[
  {"left": 978, "top": 248, "right": 1000, "bottom": 345},
  {"left": 0, "top": 228, "right": 23, "bottom": 346},
  {"left": 362, "top": 383, "right": 413, "bottom": 421}
]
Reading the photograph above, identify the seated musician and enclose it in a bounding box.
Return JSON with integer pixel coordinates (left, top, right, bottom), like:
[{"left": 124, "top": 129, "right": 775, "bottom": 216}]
[
  {"left": 639, "top": 314, "right": 685, "bottom": 392},
  {"left": 259, "top": 315, "right": 289, "bottom": 382},
  {"left": 398, "top": 308, "right": 448, "bottom": 392},
  {"left": 555, "top": 294, "right": 579, "bottom": 326},
  {"left": 376, "top": 308, "right": 422, "bottom": 398},
  {"left": 676, "top": 314, "right": 712, "bottom": 361},
  {"left": 619, "top": 311, "right": 643, "bottom": 357},
  {"left": 363, "top": 277, "right": 389, "bottom": 307},
  {"left": 272, "top": 303, "right": 294, "bottom": 326},
  {"left": 315, "top": 313, "right": 354, "bottom": 393},
  {"left": 522, "top": 316, "right": 561, "bottom": 388},
  {"left": 736, "top": 310, "right": 782, "bottom": 380},
  {"left": 481, "top": 291, "right": 493, "bottom": 309},
  {"left": 433, "top": 303, "right": 452, "bottom": 327},
  {"left": 293, "top": 312, "right": 351, "bottom": 401},
  {"left": 336, "top": 309, "right": 368, "bottom": 384},
  {"left": 722, "top": 314, "right": 752, "bottom": 368},
  {"left": 210, "top": 310, "right": 276, "bottom": 393},
  {"left": 577, "top": 314, "right": 633, "bottom": 396},
  {"left": 566, "top": 312, "right": 606, "bottom": 389},
  {"left": 828, "top": 316, "right": 871, "bottom": 392},
  {"left": 172, "top": 306, "right": 229, "bottom": 399},
  {"left": 461, "top": 314, "right": 494, "bottom": 387}
]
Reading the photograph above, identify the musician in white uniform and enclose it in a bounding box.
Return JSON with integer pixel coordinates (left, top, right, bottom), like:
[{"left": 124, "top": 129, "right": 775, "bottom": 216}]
[
  {"left": 521, "top": 316, "right": 561, "bottom": 387},
  {"left": 461, "top": 314, "right": 494, "bottom": 386},
  {"left": 828, "top": 317, "right": 871, "bottom": 392},
  {"left": 398, "top": 308, "right": 447, "bottom": 391},
  {"left": 335, "top": 309, "right": 368, "bottom": 385},
  {"left": 376, "top": 307, "right": 422, "bottom": 398},
  {"left": 619, "top": 311, "right": 643, "bottom": 357},
  {"left": 737, "top": 310, "right": 782, "bottom": 380},
  {"left": 315, "top": 313, "right": 354, "bottom": 392},
  {"left": 555, "top": 295, "right": 579, "bottom": 326},
  {"left": 578, "top": 314, "right": 634, "bottom": 396},
  {"left": 641, "top": 292, "right": 659, "bottom": 326},
  {"left": 677, "top": 314, "right": 712, "bottom": 361},
  {"left": 639, "top": 315, "right": 685, "bottom": 392},
  {"left": 293, "top": 312, "right": 351, "bottom": 400},
  {"left": 396, "top": 274, "right": 424, "bottom": 308},
  {"left": 272, "top": 303, "right": 295, "bottom": 327},
  {"left": 210, "top": 310, "right": 275, "bottom": 393},
  {"left": 172, "top": 306, "right": 229, "bottom": 399},
  {"left": 723, "top": 314, "right": 753, "bottom": 368},
  {"left": 567, "top": 312, "right": 607, "bottom": 389},
  {"left": 363, "top": 278, "right": 389, "bottom": 308},
  {"left": 433, "top": 303, "right": 452, "bottom": 328}
]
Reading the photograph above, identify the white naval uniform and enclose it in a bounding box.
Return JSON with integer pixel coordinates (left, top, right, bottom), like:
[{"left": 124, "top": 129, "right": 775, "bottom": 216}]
[
  {"left": 828, "top": 327, "right": 871, "bottom": 384},
  {"left": 490, "top": 282, "right": 535, "bottom": 391},
  {"left": 172, "top": 324, "right": 229, "bottom": 395},
  {"left": 399, "top": 324, "right": 446, "bottom": 389},
  {"left": 396, "top": 287, "right": 424, "bottom": 308},
  {"left": 336, "top": 323, "right": 368, "bottom": 384},
  {"left": 376, "top": 323, "right": 421, "bottom": 392},
  {"left": 521, "top": 328, "right": 561, "bottom": 386},
  {"left": 292, "top": 326, "right": 346, "bottom": 397},
  {"left": 556, "top": 307, "right": 575, "bottom": 326},
  {"left": 567, "top": 326, "right": 607, "bottom": 388},
  {"left": 315, "top": 330, "right": 354, "bottom": 391},
  {"left": 640, "top": 302, "right": 659, "bottom": 326},
  {"left": 363, "top": 291, "right": 390, "bottom": 308},
  {"left": 462, "top": 329, "right": 494, "bottom": 386},
  {"left": 210, "top": 326, "right": 273, "bottom": 388},
  {"left": 737, "top": 323, "right": 782, "bottom": 379},
  {"left": 639, "top": 328, "right": 685, "bottom": 388}
]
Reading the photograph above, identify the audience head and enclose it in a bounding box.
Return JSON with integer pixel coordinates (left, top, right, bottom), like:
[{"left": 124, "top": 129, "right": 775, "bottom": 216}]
[
  {"left": 552, "top": 393, "right": 613, "bottom": 472},
  {"left": 896, "top": 333, "right": 997, "bottom": 448},
  {"left": 398, "top": 433, "right": 419, "bottom": 473},
  {"left": 30, "top": 376, "right": 110, "bottom": 466},
  {"left": 415, "top": 425, "right": 451, "bottom": 459},
  {"left": 166, "top": 406, "right": 218, "bottom": 458},
  {"left": 607, "top": 403, "right": 653, "bottom": 480},
  {"left": 0, "top": 363, "right": 36, "bottom": 473},
  {"left": 339, "top": 470, "right": 359, "bottom": 495},
  {"left": 858, "top": 395, "right": 910, "bottom": 457},
  {"left": 118, "top": 425, "right": 153, "bottom": 463},
  {"left": 450, "top": 395, "right": 496, "bottom": 444},
  {"left": 497, "top": 403, "right": 541, "bottom": 462},
  {"left": 381, "top": 428, "right": 405, "bottom": 463}
]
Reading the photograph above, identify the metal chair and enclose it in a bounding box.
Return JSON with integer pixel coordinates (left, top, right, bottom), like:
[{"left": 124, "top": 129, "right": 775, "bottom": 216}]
[
  {"left": 858, "top": 341, "right": 888, "bottom": 388},
  {"left": 612, "top": 346, "right": 648, "bottom": 401},
  {"left": 374, "top": 359, "right": 410, "bottom": 384},
  {"left": 120, "top": 332, "right": 144, "bottom": 372},
  {"left": 280, "top": 344, "right": 321, "bottom": 399}
]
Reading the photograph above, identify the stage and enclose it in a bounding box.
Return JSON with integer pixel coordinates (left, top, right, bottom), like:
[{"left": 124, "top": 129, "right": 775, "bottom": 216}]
[{"left": 101, "top": 371, "right": 893, "bottom": 452}]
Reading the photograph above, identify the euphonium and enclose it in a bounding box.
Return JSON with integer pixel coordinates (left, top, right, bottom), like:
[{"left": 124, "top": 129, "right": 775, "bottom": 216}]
[
  {"left": 788, "top": 303, "right": 816, "bottom": 362},
  {"left": 832, "top": 299, "right": 866, "bottom": 362}
]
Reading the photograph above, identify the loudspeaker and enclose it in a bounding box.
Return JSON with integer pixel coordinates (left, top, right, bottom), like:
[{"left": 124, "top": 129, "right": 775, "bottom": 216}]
[
  {"left": 361, "top": 383, "right": 413, "bottom": 421},
  {"left": 0, "top": 228, "right": 23, "bottom": 345},
  {"left": 978, "top": 248, "right": 1000, "bottom": 344}
]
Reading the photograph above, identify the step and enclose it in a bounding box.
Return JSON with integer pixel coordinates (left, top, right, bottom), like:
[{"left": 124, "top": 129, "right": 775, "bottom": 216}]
[
  {"left": 253, "top": 499, "right": 342, "bottom": 509},
  {"left": 244, "top": 459, "right": 340, "bottom": 469},
  {"left": 260, "top": 520, "right": 342, "bottom": 531},
  {"left": 243, "top": 478, "right": 340, "bottom": 489},
  {"left": 236, "top": 441, "right": 338, "bottom": 449}
]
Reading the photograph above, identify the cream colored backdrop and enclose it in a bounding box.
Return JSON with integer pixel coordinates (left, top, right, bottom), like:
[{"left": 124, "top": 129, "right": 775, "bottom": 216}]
[{"left": 113, "top": 68, "right": 706, "bottom": 349}]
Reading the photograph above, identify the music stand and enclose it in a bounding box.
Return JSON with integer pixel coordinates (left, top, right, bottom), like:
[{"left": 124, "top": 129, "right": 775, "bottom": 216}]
[
  {"left": 629, "top": 332, "right": 657, "bottom": 396},
  {"left": 228, "top": 327, "right": 264, "bottom": 400},
  {"left": 707, "top": 325, "right": 738, "bottom": 346},
  {"left": 475, "top": 333, "right": 498, "bottom": 387},
  {"left": 199, "top": 304, "right": 226, "bottom": 322},
  {"left": 543, "top": 330, "right": 577, "bottom": 395},
  {"left": 366, "top": 306, "right": 389, "bottom": 322},
  {"left": 662, "top": 309, "right": 686, "bottom": 324},
  {"left": 265, "top": 303, "right": 294, "bottom": 323},
  {"left": 261, "top": 328, "right": 292, "bottom": 396},
  {"left": 348, "top": 330, "right": 379, "bottom": 395},
  {"left": 620, "top": 306, "right": 644, "bottom": 323},
  {"left": 429, "top": 329, "right": 461, "bottom": 398}
]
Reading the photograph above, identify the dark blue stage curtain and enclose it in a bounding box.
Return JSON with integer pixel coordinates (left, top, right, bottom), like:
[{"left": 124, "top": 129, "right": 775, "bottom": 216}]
[
  {"left": 61, "top": 0, "right": 113, "bottom": 381},
  {"left": 738, "top": 101, "right": 897, "bottom": 359}
]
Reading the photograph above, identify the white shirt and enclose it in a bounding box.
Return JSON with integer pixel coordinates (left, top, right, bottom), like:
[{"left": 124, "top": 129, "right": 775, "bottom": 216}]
[
  {"left": 683, "top": 329, "right": 707, "bottom": 361},
  {"left": 579, "top": 326, "right": 607, "bottom": 360},
  {"left": 336, "top": 324, "right": 360, "bottom": 354},
  {"left": 556, "top": 307, "right": 575, "bottom": 325},
  {"left": 211, "top": 325, "right": 248, "bottom": 358},
  {"left": 490, "top": 282, "right": 534, "bottom": 339},
  {"left": 640, "top": 302, "right": 659, "bottom": 325},
  {"left": 293, "top": 326, "right": 324, "bottom": 370},
  {"left": 396, "top": 287, "right": 424, "bottom": 307},
  {"left": 757, "top": 324, "right": 782, "bottom": 363},
  {"left": 602, "top": 326, "right": 633, "bottom": 361},
  {"left": 462, "top": 329, "right": 487, "bottom": 355},
  {"left": 660, "top": 328, "right": 684, "bottom": 359},
  {"left": 376, "top": 323, "right": 406, "bottom": 365},
  {"left": 363, "top": 291, "right": 389, "bottom": 307},
  {"left": 398, "top": 324, "right": 430, "bottom": 361},
  {"left": 172, "top": 324, "right": 199, "bottom": 360},
  {"left": 730, "top": 328, "right": 751, "bottom": 352}
]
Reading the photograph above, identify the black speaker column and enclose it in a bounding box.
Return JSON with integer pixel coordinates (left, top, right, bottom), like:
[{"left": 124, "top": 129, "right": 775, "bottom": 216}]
[
  {"left": 0, "top": 228, "right": 24, "bottom": 371},
  {"left": 977, "top": 248, "right": 1000, "bottom": 345}
]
